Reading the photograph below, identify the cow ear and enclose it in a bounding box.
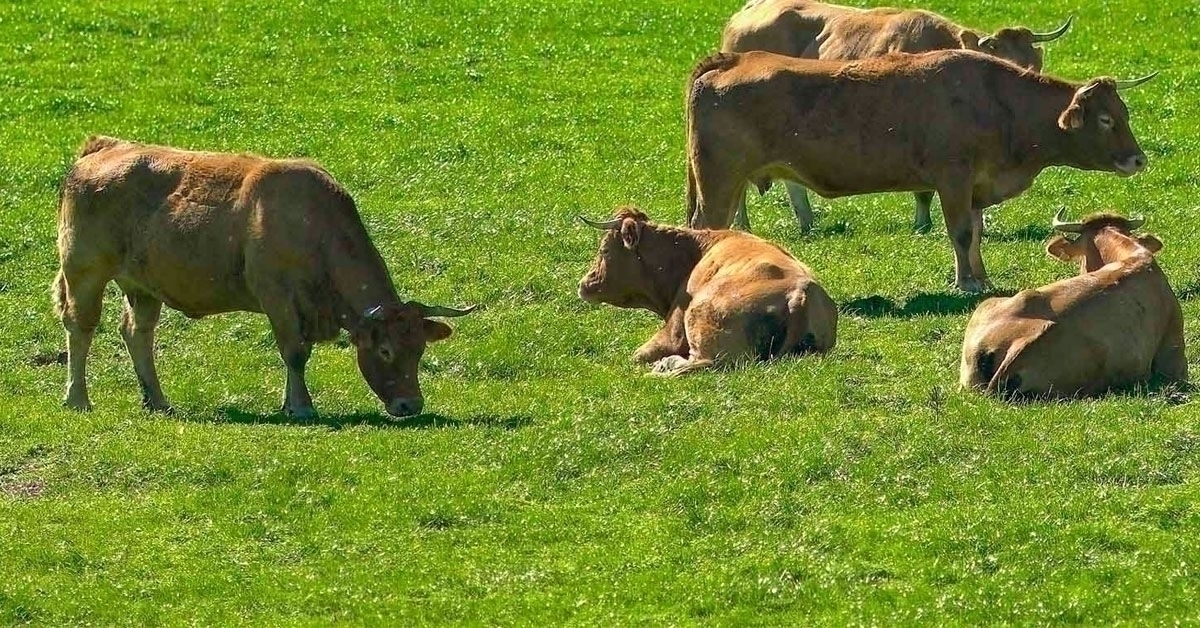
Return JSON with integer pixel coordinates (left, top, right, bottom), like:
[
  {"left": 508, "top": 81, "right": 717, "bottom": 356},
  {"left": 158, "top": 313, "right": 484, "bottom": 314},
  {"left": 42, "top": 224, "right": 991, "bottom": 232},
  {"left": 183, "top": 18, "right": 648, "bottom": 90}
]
[
  {"left": 1138, "top": 235, "right": 1164, "bottom": 254},
  {"left": 620, "top": 218, "right": 641, "bottom": 250},
  {"left": 1057, "top": 104, "right": 1084, "bottom": 131},
  {"left": 958, "top": 30, "right": 980, "bottom": 50},
  {"left": 1046, "top": 235, "right": 1080, "bottom": 261},
  {"left": 423, "top": 319, "right": 453, "bottom": 343}
]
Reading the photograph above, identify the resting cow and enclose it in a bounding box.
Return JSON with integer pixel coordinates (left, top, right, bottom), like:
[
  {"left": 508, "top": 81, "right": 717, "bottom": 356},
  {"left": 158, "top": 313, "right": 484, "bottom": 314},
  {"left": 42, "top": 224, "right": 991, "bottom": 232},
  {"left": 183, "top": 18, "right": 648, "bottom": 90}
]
[
  {"left": 685, "top": 49, "right": 1155, "bottom": 292},
  {"left": 54, "top": 136, "right": 474, "bottom": 418},
  {"left": 577, "top": 207, "right": 836, "bottom": 375},
  {"left": 959, "top": 211, "right": 1186, "bottom": 398},
  {"left": 721, "top": 0, "right": 1073, "bottom": 232}
]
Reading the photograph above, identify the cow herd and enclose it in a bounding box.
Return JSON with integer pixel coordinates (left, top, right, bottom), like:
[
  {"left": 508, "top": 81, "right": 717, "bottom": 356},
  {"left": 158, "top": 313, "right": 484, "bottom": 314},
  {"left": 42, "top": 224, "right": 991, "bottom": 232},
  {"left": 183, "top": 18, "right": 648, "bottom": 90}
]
[{"left": 52, "top": 1, "right": 1186, "bottom": 418}]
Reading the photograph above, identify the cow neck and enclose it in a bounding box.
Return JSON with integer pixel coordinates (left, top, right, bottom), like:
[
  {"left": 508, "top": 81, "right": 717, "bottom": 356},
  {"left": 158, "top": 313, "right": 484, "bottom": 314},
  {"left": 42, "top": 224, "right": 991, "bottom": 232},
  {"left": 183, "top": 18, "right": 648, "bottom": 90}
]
[
  {"left": 1003, "top": 76, "right": 1078, "bottom": 170},
  {"left": 636, "top": 225, "right": 713, "bottom": 319},
  {"left": 325, "top": 222, "right": 402, "bottom": 330}
]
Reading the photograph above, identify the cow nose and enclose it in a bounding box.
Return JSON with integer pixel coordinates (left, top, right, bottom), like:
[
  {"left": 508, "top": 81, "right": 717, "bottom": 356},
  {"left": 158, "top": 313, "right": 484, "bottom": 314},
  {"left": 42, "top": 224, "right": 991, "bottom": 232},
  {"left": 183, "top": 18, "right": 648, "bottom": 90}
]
[
  {"left": 1117, "top": 153, "right": 1147, "bottom": 175},
  {"left": 387, "top": 396, "right": 424, "bottom": 417}
]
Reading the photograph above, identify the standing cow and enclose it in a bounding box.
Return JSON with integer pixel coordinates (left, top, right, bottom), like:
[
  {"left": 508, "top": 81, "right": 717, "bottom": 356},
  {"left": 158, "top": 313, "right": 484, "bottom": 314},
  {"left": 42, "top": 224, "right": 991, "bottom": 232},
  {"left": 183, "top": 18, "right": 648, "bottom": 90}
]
[
  {"left": 54, "top": 136, "right": 475, "bottom": 418},
  {"left": 959, "top": 210, "right": 1186, "bottom": 398},
  {"left": 685, "top": 50, "right": 1155, "bottom": 292},
  {"left": 721, "top": 0, "right": 1073, "bottom": 232},
  {"left": 577, "top": 207, "right": 836, "bottom": 375}
]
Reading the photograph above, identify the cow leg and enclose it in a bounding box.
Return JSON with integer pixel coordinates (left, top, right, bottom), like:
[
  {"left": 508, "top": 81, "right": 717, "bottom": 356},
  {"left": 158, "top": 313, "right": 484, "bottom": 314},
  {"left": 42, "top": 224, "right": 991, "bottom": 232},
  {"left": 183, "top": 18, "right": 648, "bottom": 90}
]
[
  {"left": 634, "top": 306, "right": 688, "bottom": 363},
  {"left": 938, "top": 184, "right": 990, "bottom": 293},
  {"left": 785, "top": 181, "right": 814, "bottom": 233},
  {"left": 55, "top": 268, "right": 108, "bottom": 411},
  {"left": 119, "top": 289, "right": 171, "bottom": 412},
  {"left": 913, "top": 191, "right": 935, "bottom": 233},
  {"left": 733, "top": 190, "right": 752, "bottom": 231},
  {"left": 265, "top": 312, "right": 315, "bottom": 418}
]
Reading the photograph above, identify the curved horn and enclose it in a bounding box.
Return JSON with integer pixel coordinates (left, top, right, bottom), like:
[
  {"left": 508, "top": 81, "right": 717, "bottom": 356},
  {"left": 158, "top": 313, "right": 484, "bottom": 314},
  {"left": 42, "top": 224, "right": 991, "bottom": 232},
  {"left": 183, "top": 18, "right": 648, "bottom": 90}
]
[
  {"left": 1051, "top": 207, "right": 1083, "bottom": 233},
  {"left": 363, "top": 305, "right": 386, "bottom": 320},
  {"left": 577, "top": 215, "right": 622, "bottom": 230},
  {"left": 1031, "top": 15, "right": 1073, "bottom": 43},
  {"left": 1126, "top": 216, "right": 1146, "bottom": 231},
  {"left": 1114, "top": 71, "right": 1159, "bottom": 90},
  {"left": 414, "top": 302, "right": 478, "bottom": 318}
]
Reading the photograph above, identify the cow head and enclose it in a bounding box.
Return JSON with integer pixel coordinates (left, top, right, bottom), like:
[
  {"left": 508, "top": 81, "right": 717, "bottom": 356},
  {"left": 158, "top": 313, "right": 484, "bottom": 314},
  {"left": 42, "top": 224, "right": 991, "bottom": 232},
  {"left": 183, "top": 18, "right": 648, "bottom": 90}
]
[
  {"left": 1057, "top": 74, "right": 1156, "bottom": 176},
  {"left": 1046, "top": 209, "right": 1161, "bottom": 273},
  {"left": 352, "top": 301, "right": 475, "bottom": 417},
  {"left": 960, "top": 16, "right": 1072, "bottom": 72},
  {"left": 577, "top": 207, "right": 657, "bottom": 311}
]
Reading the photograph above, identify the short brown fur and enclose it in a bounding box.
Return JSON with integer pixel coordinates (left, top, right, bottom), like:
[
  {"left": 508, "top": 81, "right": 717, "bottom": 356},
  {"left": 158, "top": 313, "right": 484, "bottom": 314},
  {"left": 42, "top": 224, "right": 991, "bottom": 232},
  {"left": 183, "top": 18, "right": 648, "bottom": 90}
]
[{"left": 578, "top": 207, "right": 836, "bottom": 375}]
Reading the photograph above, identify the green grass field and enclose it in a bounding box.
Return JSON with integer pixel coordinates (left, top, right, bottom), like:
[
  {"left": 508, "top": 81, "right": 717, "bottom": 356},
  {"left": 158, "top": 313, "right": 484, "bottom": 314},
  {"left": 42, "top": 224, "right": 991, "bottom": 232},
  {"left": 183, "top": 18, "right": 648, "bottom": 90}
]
[{"left": 3, "top": 0, "right": 1200, "bottom": 623}]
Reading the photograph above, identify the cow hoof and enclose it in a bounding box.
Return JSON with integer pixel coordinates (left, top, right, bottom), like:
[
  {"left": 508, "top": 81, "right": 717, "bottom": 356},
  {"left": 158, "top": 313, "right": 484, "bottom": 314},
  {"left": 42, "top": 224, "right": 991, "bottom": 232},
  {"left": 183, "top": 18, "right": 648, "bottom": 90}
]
[
  {"left": 649, "top": 355, "right": 689, "bottom": 376},
  {"left": 913, "top": 221, "right": 933, "bottom": 234},
  {"left": 142, "top": 398, "right": 174, "bottom": 414},
  {"left": 283, "top": 405, "right": 317, "bottom": 420},
  {"left": 955, "top": 279, "right": 993, "bottom": 294},
  {"left": 63, "top": 396, "right": 92, "bottom": 412}
]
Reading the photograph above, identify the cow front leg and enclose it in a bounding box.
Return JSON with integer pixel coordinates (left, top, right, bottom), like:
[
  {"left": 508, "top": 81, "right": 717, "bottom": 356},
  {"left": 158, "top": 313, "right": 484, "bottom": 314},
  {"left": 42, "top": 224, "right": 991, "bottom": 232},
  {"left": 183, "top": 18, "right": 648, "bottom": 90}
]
[
  {"left": 785, "top": 181, "right": 814, "bottom": 233},
  {"left": 119, "top": 289, "right": 172, "bottom": 412},
  {"left": 266, "top": 313, "right": 315, "bottom": 418},
  {"left": 634, "top": 307, "right": 688, "bottom": 363},
  {"left": 937, "top": 183, "right": 991, "bottom": 293},
  {"left": 912, "top": 191, "right": 935, "bottom": 233},
  {"left": 733, "top": 191, "right": 752, "bottom": 231}
]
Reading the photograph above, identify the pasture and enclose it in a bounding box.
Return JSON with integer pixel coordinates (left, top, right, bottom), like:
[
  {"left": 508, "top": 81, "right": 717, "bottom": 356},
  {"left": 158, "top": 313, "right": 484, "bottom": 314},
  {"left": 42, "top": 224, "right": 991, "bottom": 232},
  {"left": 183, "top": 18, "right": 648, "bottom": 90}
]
[{"left": 2, "top": 0, "right": 1200, "bottom": 623}]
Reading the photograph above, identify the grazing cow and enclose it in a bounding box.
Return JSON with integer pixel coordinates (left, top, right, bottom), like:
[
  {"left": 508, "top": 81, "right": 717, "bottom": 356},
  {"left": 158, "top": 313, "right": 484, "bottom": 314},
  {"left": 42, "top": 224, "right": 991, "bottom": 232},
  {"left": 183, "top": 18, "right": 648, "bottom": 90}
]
[
  {"left": 959, "top": 210, "right": 1186, "bottom": 398},
  {"left": 721, "top": 0, "right": 1073, "bottom": 232},
  {"left": 54, "top": 136, "right": 475, "bottom": 418},
  {"left": 577, "top": 207, "right": 836, "bottom": 375},
  {"left": 685, "top": 50, "right": 1155, "bottom": 292}
]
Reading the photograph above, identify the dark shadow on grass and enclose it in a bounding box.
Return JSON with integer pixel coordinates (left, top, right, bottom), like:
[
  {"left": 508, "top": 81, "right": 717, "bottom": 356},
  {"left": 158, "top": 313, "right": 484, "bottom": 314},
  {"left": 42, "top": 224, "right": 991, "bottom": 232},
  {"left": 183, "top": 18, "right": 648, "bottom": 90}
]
[
  {"left": 985, "top": 224, "right": 1055, "bottom": 242},
  {"left": 984, "top": 377, "right": 1193, "bottom": 406},
  {"left": 204, "top": 406, "right": 533, "bottom": 431},
  {"left": 1174, "top": 279, "right": 1200, "bottom": 301},
  {"left": 842, "top": 290, "right": 1014, "bottom": 318}
]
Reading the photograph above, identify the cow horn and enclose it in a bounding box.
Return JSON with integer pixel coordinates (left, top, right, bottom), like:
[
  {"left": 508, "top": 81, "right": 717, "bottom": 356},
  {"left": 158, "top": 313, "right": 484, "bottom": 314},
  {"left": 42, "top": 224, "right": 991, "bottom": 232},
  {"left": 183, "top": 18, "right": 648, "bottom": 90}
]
[
  {"left": 1031, "top": 16, "right": 1073, "bottom": 43},
  {"left": 1051, "top": 208, "right": 1084, "bottom": 233},
  {"left": 1127, "top": 216, "right": 1146, "bottom": 230},
  {"left": 363, "top": 305, "right": 386, "bottom": 320},
  {"left": 578, "top": 215, "right": 622, "bottom": 230},
  {"left": 414, "top": 302, "right": 478, "bottom": 318},
  {"left": 1114, "top": 72, "right": 1159, "bottom": 90}
]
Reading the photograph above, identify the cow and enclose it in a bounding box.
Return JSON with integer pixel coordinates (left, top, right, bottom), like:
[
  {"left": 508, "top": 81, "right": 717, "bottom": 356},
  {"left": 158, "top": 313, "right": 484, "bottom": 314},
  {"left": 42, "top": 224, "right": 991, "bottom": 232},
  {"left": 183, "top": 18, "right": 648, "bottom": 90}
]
[
  {"left": 53, "top": 136, "right": 475, "bottom": 418},
  {"left": 684, "top": 49, "right": 1156, "bottom": 293},
  {"left": 720, "top": 0, "right": 1074, "bottom": 233},
  {"left": 959, "top": 210, "right": 1186, "bottom": 398},
  {"left": 577, "top": 206, "right": 836, "bottom": 375}
]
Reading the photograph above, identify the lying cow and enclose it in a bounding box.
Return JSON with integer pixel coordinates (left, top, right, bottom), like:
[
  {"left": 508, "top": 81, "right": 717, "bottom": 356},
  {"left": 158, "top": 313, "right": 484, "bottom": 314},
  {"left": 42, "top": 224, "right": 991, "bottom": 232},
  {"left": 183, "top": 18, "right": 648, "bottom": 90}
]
[
  {"left": 721, "top": 0, "right": 1073, "bottom": 232},
  {"left": 54, "top": 136, "right": 474, "bottom": 418},
  {"left": 577, "top": 207, "right": 836, "bottom": 375},
  {"left": 685, "top": 50, "right": 1155, "bottom": 292},
  {"left": 959, "top": 210, "right": 1186, "bottom": 398}
]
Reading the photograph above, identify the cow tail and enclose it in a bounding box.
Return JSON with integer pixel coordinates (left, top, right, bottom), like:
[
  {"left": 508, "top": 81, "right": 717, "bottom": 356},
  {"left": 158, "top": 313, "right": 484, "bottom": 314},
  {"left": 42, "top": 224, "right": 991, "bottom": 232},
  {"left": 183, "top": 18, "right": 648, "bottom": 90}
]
[
  {"left": 51, "top": 269, "right": 66, "bottom": 320},
  {"left": 985, "top": 345, "right": 1025, "bottom": 396},
  {"left": 684, "top": 53, "right": 739, "bottom": 227}
]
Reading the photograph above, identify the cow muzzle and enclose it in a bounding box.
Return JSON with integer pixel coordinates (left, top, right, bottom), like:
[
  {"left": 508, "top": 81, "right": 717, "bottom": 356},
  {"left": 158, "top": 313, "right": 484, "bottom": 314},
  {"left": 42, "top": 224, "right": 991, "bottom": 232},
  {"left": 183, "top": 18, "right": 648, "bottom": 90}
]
[
  {"left": 387, "top": 396, "right": 424, "bottom": 418},
  {"left": 1115, "top": 153, "right": 1147, "bottom": 176}
]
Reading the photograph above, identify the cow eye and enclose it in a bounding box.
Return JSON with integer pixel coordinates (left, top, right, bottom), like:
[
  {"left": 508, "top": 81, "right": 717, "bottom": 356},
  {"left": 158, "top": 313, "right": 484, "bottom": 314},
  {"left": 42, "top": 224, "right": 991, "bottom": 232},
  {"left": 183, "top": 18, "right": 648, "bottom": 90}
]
[
  {"left": 1098, "top": 113, "right": 1114, "bottom": 129},
  {"left": 377, "top": 345, "right": 395, "bottom": 362}
]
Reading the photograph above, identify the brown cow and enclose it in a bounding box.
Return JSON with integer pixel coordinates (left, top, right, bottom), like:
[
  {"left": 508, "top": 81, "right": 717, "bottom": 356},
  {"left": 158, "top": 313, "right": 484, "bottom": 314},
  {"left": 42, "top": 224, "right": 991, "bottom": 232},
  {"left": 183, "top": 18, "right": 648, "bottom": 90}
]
[
  {"left": 959, "top": 210, "right": 1186, "bottom": 398},
  {"left": 577, "top": 207, "right": 836, "bottom": 375},
  {"left": 54, "top": 136, "right": 475, "bottom": 418},
  {"left": 685, "top": 50, "right": 1155, "bottom": 292},
  {"left": 721, "top": 0, "right": 1073, "bottom": 232}
]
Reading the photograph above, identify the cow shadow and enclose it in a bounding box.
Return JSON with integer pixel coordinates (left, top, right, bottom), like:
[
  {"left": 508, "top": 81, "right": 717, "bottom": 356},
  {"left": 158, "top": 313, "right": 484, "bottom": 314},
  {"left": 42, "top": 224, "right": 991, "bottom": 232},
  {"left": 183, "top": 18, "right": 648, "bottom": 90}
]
[
  {"left": 206, "top": 406, "right": 533, "bottom": 431},
  {"left": 842, "top": 290, "right": 1014, "bottom": 318}
]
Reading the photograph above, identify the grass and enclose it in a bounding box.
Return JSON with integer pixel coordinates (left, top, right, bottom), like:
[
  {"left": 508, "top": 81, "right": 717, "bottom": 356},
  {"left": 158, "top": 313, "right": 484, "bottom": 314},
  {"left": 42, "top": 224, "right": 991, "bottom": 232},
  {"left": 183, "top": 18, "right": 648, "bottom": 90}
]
[{"left": 2, "top": 0, "right": 1200, "bottom": 623}]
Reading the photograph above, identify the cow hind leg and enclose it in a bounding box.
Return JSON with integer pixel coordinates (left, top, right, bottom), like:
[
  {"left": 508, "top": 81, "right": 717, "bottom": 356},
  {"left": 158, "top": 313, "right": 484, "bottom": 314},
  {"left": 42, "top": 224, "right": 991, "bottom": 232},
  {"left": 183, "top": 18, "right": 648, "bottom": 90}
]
[
  {"left": 54, "top": 267, "right": 109, "bottom": 411},
  {"left": 784, "top": 181, "right": 814, "bottom": 233},
  {"left": 119, "top": 288, "right": 171, "bottom": 412},
  {"left": 913, "top": 191, "right": 935, "bottom": 233},
  {"left": 937, "top": 183, "right": 991, "bottom": 293}
]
